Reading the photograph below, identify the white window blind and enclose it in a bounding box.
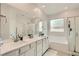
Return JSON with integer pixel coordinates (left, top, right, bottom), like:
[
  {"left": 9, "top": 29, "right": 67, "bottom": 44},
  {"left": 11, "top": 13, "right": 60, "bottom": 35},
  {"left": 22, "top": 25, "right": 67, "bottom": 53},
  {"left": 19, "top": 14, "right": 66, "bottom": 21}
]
[{"left": 50, "top": 19, "right": 64, "bottom": 32}]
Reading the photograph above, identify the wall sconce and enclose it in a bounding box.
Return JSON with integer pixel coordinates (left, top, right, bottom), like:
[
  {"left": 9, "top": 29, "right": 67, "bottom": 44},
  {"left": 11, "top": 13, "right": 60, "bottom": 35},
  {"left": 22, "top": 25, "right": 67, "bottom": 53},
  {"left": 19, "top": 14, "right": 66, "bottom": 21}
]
[{"left": 0, "top": 15, "right": 7, "bottom": 24}]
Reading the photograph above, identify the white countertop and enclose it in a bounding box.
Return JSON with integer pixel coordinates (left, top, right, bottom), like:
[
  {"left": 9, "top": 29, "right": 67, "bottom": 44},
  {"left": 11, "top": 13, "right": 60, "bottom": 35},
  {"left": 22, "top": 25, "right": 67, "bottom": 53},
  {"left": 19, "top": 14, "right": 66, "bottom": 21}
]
[{"left": 0, "top": 36, "right": 46, "bottom": 55}]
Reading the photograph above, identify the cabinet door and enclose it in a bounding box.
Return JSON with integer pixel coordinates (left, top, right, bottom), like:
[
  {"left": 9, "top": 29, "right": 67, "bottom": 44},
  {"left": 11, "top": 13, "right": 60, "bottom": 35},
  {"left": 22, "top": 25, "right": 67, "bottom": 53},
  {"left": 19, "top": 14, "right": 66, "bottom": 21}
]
[
  {"left": 43, "top": 38, "right": 46, "bottom": 53},
  {"left": 20, "top": 45, "right": 30, "bottom": 55},
  {"left": 37, "top": 44, "right": 42, "bottom": 56},
  {"left": 36, "top": 40, "right": 42, "bottom": 56},
  {"left": 30, "top": 42, "right": 37, "bottom": 56},
  {"left": 45, "top": 38, "right": 49, "bottom": 50},
  {"left": 20, "top": 42, "right": 36, "bottom": 56},
  {"left": 43, "top": 38, "right": 49, "bottom": 54},
  {"left": 3, "top": 49, "right": 19, "bottom": 56},
  {"left": 24, "top": 48, "right": 35, "bottom": 56}
]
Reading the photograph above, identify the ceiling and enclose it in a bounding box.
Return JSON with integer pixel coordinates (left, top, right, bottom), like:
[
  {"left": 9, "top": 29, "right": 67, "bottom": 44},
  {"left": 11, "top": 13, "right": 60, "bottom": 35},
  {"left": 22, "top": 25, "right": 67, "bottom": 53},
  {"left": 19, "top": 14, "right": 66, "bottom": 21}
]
[{"left": 8, "top": 3, "right": 79, "bottom": 16}]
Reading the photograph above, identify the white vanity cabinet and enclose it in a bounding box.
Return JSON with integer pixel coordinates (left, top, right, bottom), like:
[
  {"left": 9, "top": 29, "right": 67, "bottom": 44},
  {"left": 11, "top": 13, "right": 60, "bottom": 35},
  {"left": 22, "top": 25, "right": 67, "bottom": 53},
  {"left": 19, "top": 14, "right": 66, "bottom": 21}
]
[
  {"left": 30, "top": 42, "right": 37, "bottom": 56},
  {"left": 24, "top": 42, "right": 36, "bottom": 56},
  {"left": 42, "top": 38, "right": 47, "bottom": 53},
  {"left": 24, "top": 47, "right": 35, "bottom": 56},
  {"left": 20, "top": 42, "right": 36, "bottom": 56},
  {"left": 20, "top": 38, "right": 49, "bottom": 56},
  {"left": 36, "top": 39, "right": 43, "bottom": 56},
  {"left": 20, "top": 45, "right": 30, "bottom": 56},
  {"left": 1, "top": 37, "right": 49, "bottom": 56},
  {"left": 2, "top": 49, "right": 19, "bottom": 56}
]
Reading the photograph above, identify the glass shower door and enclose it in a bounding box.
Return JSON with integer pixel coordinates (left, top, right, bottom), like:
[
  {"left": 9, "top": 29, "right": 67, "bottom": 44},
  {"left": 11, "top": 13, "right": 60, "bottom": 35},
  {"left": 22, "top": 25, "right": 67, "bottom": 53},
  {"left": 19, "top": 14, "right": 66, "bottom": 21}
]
[
  {"left": 68, "top": 17, "right": 79, "bottom": 54},
  {"left": 67, "top": 17, "right": 76, "bottom": 53}
]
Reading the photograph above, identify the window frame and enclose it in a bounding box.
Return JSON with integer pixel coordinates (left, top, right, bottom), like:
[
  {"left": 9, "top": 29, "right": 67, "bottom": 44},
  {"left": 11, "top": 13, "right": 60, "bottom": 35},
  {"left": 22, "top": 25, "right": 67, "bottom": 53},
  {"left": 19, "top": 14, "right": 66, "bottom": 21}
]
[{"left": 50, "top": 19, "right": 65, "bottom": 32}]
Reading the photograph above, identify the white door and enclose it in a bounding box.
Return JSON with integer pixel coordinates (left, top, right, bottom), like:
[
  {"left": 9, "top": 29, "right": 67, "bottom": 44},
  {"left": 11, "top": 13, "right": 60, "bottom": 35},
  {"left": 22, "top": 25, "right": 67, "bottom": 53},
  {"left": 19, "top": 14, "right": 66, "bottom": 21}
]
[
  {"left": 68, "top": 17, "right": 76, "bottom": 52},
  {"left": 75, "top": 17, "right": 79, "bottom": 52}
]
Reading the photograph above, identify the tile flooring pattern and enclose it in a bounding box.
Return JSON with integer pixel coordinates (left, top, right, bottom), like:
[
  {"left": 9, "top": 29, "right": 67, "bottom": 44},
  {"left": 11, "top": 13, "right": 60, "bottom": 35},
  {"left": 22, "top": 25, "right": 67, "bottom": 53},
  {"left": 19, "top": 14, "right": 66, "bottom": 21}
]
[{"left": 43, "top": 48, "right": 70, "bottom": 56}]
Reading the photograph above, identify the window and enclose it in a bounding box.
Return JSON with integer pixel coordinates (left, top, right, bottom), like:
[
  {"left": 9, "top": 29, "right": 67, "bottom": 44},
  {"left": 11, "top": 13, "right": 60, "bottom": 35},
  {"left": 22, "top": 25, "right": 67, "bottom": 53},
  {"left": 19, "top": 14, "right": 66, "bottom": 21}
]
[
  {"left": 39, "top": 21, "right": 43, "bottom": 32},
  {"left": 50, "top": 19, "right": 64, "bottom": 32}
]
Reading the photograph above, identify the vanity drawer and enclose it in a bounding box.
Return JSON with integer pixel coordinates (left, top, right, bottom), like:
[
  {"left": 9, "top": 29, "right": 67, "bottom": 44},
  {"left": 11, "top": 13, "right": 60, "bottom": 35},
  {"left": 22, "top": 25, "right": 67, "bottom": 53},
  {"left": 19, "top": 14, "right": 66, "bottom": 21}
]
[{"left": 20, "top": 45, "right": 30, "bottom": 54}]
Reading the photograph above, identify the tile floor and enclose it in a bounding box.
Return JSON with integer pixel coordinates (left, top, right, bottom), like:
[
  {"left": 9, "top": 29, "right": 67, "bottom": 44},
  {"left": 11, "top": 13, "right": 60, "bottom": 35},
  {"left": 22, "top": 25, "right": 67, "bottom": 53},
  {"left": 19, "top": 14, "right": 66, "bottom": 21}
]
[{"left": 43, "top": 48, "right": 70, "bottom": 56}]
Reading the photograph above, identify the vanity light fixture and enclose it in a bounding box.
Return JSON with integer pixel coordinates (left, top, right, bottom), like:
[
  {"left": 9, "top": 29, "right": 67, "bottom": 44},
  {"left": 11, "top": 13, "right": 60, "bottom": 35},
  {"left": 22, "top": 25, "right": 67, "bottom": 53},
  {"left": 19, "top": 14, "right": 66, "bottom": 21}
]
[{"left": 0, "top": 15, "right": 7, "bottom": 24}]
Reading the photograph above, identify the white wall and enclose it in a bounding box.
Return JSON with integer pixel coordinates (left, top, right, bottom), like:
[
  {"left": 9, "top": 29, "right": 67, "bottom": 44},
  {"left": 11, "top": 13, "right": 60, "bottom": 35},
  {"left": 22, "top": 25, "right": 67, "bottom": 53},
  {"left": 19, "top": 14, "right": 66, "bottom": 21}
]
[
  {"left": 1, "top": 3, "right": 43, "bottom": 40},
  {"left": 0, "top": 4, "right": 33, "bottom": 39},
  {"left": 1, "top": 4, "right": 20, "bottom": 39},
  {"left": 1, "top": 4, "right": 9, "bottom": 39},
  {"left": 16, "top": 10, "right": 34, "bottom": 36}
]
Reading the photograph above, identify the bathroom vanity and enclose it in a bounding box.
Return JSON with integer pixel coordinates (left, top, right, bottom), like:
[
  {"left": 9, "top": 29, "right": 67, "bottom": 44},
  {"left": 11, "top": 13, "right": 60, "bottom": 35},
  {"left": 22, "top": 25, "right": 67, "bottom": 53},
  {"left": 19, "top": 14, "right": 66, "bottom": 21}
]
[{"left": 0, "top": 36, "right": 49, "bottom": 56}]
